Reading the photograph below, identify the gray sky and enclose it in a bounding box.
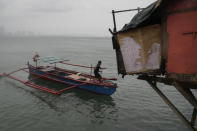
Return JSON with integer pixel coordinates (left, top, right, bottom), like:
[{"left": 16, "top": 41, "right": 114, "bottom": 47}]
[{"left": 0, "top": 0, "right": 156, "bottom": 37}]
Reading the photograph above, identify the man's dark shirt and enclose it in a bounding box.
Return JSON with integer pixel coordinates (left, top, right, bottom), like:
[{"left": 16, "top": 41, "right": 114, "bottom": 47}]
[{"left": 94, "top": 63, "right": 101, "bottom": 73}]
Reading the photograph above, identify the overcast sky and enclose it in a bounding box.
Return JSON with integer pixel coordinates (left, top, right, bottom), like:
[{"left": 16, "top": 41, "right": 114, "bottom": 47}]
[{"left": 0, "top": 0, "right": 156, "bottom": 37}]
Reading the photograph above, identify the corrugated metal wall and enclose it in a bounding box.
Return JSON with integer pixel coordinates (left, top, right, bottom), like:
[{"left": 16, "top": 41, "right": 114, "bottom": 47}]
[{"left": 166, "top": 1, "right": 197, "bottom": 74}]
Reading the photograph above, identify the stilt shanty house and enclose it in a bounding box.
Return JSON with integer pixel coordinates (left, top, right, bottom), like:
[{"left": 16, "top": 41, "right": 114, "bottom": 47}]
[{"left": 110, "top": 0, "right": 197, "bottom": 130}]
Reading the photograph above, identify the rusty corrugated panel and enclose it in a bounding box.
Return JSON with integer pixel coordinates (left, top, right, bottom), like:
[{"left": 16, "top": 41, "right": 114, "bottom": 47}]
[
  {"left": 167, "top": 0, "right": 197, "bottom": 14},
  {"left": 117, "top": 24, "right": 161, "bottom": 74},
  {"left": 167, "top": 10, "right": 197, "bottom": 74}
]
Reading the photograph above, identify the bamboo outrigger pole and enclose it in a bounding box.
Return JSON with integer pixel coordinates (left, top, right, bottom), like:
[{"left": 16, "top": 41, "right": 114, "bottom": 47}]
[
  {"left": 60, "top": 62, "right": 106, "bottom": 70},
  {"left": 1, "top": 69, "right": 87, "bottom": 95}
]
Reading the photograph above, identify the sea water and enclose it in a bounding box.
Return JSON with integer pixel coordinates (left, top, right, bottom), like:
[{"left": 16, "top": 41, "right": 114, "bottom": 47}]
[{"left": 0, "top": 36, "right": 195, "bottom": 131}]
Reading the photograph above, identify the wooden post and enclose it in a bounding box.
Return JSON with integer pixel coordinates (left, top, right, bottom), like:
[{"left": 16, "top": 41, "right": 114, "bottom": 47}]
[
  {"left": 112, "top": 10, "right": 117, "bottom": 32},
  {"left": 173, "top": 81, "right": 197, "bottom": 111},
  {"left": 191, "top": 108, "right": 197, "bottom": 127},
  {"left": 90, "top": 64, "right": 93, "bottom": 76},
  {"left": 111, "top": 8, "right": 145, "bottom": 33},
  {"left": 147, "top": 80, "right": 197, "bottom": 131},
  {"left": 137, "top": 7, "right": 140, "bottom": 13}
]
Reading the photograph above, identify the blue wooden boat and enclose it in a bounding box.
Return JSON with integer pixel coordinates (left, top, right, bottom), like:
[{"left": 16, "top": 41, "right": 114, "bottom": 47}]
[{"left": 1, "top": 57, "right": 117, "bottom": 95}]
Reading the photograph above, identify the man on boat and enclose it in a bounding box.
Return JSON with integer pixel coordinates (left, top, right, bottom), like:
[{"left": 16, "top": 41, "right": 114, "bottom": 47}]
[{"left": 94, "top": 60, "right": 102, "bottom": 82}]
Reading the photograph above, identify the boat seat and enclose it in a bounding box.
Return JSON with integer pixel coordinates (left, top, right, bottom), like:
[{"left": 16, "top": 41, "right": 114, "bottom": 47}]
[
  {"left": 68, "top": 74, "right": 90, "bottom": 81},
  {"left": 67, "top": 74, "right": 81, "bottom": 80},
  {"left": 76, "top": 73, "right": 81, "bottom": 76}
]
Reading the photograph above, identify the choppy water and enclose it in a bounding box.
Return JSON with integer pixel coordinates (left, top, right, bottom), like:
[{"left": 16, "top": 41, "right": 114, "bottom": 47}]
[{"left": 0, "top": 36, "right": 196, "bottom": 131}]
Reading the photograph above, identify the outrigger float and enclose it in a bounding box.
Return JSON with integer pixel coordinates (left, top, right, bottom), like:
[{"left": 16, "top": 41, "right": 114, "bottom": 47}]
[{"left": 1, "top": 57, "right": 117, "bottom": 95}]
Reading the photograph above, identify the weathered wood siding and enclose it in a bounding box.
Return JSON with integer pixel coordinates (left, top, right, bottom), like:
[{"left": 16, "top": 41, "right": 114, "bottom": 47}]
[{"left": 117, "top": 24, "right": 161, "bottom": 74}]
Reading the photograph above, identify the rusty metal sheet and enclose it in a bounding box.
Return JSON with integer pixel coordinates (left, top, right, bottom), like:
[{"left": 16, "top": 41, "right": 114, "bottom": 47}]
[
  {"left": 117, "top": 24, "right": 161, "bottom": 74},
  {"left": 167, "top": 10, "right": 197, "bottom": 74},
  {"left": 167, "top": 0, "right": 197, "bottom": 14}
]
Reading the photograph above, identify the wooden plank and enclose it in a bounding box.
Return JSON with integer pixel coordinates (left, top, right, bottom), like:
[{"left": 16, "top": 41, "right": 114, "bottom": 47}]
[{"left": 167, "top": 73, "right": 197, "bottom": 83}]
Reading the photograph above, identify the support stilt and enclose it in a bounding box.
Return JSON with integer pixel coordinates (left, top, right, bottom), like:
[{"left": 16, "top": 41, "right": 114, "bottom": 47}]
[
  {"left": 147, "top": 80, "right": 197, "bottom": 131},
  {"left": 173, "top": 81, "right": 197, "bottom": 110},
  {"left": 191, "top": 108, "right": 197, "bottom": 127}
]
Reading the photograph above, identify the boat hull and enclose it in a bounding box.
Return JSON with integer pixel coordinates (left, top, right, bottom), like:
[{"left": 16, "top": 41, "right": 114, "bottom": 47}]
[{"left": 28, "top": 65, "right": 116, "bottom": 95}]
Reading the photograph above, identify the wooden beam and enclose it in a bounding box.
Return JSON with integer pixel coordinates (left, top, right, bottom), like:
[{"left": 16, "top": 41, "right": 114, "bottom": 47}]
[
  {"left": 113, "top": 8, "right": 145, "bottom": 13},
  {"left": 112, "top": 10, "right": 117, "bottom": 32},
  {"left": 173, "top": 81, "right": 197, "bottom": 111},
  {"left": 191, "top": 108, "right": 197, "bottom": 127},
  {"left": 147, "top": 80, "right": 197, "bottom": 131}
]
